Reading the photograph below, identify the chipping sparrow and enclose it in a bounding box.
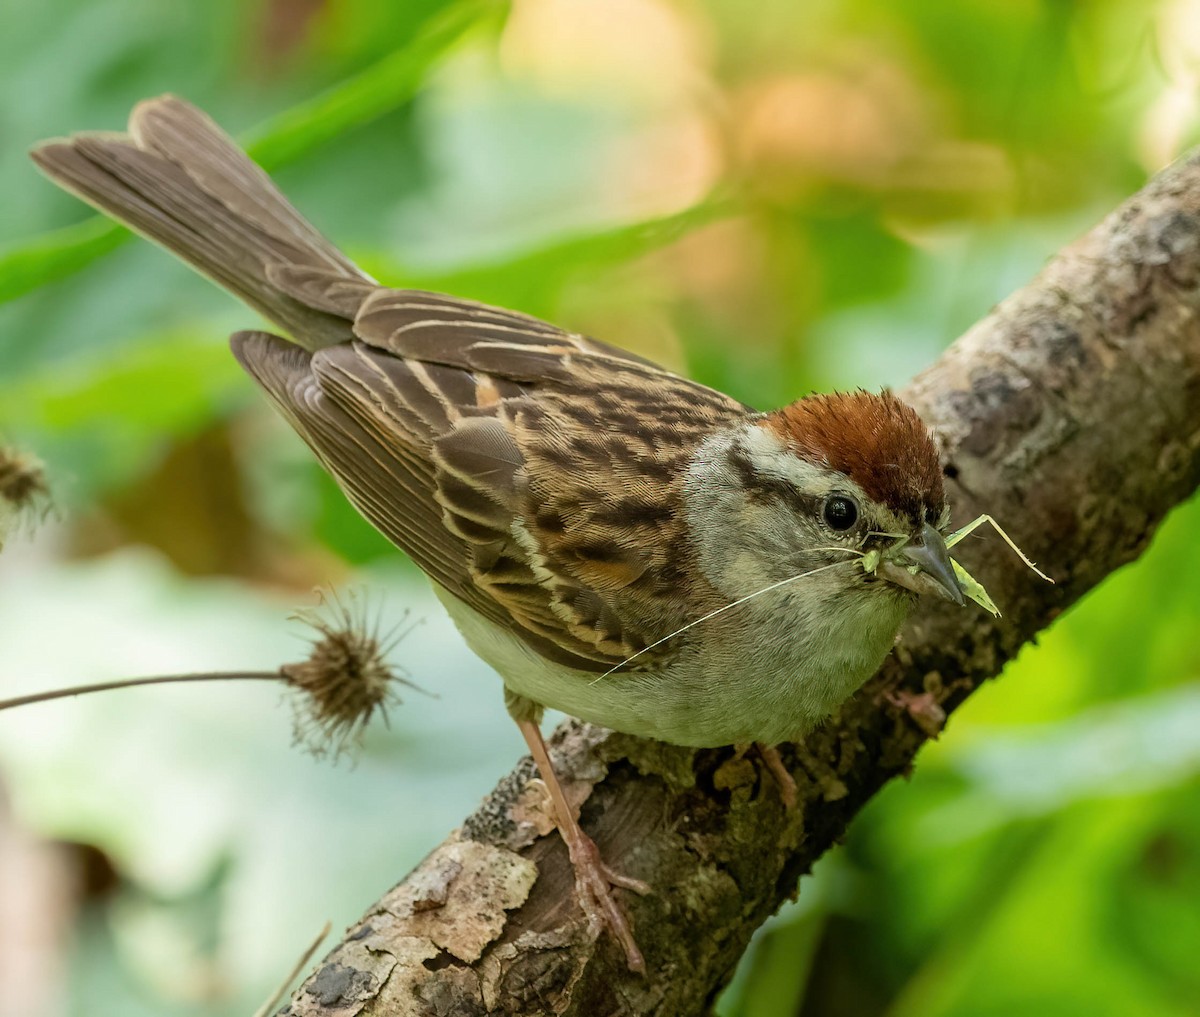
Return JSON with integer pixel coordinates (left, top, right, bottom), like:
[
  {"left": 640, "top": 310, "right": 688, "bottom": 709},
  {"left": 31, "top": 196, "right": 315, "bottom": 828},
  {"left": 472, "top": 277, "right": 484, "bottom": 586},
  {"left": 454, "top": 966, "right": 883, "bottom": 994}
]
[{"left": 33, "top": 97, "right": 965, "bottom": 973}]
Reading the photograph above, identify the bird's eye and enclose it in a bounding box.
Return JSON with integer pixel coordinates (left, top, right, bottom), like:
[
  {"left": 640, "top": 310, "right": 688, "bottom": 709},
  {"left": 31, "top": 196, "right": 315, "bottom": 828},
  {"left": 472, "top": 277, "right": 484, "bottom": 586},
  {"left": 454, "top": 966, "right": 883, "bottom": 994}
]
[{"left": 823, "top": 495, "right": 859, "bottom": 531}]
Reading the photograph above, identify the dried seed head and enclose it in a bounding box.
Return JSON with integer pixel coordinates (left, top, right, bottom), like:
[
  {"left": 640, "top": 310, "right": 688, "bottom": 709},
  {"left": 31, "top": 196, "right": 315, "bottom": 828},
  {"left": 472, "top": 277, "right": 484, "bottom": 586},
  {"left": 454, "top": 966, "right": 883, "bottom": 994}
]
[
  {"left": 0, "top": 447, "right": 50, "bottom": 546},
  {"left": 281, "top": 590, "right": 420, "bottom": 760}
]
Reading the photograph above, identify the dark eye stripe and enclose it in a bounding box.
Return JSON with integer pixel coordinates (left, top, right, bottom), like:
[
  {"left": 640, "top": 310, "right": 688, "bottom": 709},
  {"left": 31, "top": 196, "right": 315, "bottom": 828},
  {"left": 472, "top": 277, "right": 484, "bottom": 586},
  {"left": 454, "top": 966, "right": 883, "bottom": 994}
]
[{"left": 726, "top": 447, "right": 821, "bottom": 515}]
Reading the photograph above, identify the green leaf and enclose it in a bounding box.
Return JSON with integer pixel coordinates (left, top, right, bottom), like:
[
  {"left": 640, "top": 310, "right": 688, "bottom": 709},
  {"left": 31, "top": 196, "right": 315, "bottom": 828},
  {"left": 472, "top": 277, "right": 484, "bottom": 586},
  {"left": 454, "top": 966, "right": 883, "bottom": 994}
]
[
  {"left": 0, "top": 333, "right": 247, "bottom": 494},
  {"left": 0, "top": 0, "right": 502, "bottom": 307},
  {"left": 0, "top": 217, "right": 125, "bottom": 305},
  {"left": 244, "top": 0, "right": 507, "bottom": 170},
  {"left": 404, "top": 198, "right": 731, "bottom": 309}
]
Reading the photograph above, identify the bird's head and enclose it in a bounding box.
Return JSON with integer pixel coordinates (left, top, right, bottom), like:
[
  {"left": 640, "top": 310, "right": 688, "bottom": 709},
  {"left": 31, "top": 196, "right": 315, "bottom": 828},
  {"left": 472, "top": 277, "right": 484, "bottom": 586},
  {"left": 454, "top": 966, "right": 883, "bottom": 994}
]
[{"left": 685, "top": 389, "right": 964, "bottom": 608}]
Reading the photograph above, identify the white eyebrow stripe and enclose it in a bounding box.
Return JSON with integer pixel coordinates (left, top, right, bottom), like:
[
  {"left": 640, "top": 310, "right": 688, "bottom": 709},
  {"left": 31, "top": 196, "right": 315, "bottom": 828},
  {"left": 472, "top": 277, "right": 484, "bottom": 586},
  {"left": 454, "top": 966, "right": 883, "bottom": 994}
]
[{"left": 741, "top": 422, "right": 871, "bottom": 503}]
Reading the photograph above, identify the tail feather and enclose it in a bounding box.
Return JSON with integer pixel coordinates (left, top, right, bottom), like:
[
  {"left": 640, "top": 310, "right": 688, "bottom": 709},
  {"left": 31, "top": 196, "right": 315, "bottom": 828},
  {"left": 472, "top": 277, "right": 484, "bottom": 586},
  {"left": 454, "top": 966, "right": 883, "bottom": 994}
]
[{"left": 31, "top": 95, "right": 370, "bottom": 350}]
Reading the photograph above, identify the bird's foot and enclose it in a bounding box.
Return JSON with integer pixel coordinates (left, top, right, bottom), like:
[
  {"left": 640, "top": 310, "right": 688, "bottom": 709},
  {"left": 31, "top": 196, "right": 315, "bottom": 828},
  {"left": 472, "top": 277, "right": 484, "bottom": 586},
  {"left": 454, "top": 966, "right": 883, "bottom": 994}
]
[
  {"left": 515, "top": 717, "right": 649, "bottom": 974},
  {"left": 560, "top": 820, "right": 650, "bottom": 974}
]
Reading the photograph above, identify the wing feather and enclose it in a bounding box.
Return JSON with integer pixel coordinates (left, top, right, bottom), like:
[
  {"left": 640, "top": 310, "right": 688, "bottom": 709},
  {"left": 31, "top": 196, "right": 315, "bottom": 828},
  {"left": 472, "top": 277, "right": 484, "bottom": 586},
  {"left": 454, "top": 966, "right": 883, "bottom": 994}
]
[{"left": 231, "top": 287, "right": 749, "bottom": 674}]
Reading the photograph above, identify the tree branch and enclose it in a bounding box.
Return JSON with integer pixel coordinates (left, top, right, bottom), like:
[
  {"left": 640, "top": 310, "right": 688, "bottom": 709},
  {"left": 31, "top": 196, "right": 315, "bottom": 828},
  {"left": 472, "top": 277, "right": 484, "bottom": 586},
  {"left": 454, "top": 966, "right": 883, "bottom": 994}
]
[{"left": 281, "top": 152, "right": 1200, "bottom": 1016}]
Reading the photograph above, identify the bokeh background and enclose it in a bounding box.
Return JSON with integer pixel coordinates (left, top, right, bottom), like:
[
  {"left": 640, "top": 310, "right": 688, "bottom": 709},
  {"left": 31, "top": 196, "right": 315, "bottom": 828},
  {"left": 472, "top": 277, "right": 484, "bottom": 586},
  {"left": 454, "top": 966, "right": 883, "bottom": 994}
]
[{"left": 1, "top": 0, "right": 1199, "bottom": 1014}]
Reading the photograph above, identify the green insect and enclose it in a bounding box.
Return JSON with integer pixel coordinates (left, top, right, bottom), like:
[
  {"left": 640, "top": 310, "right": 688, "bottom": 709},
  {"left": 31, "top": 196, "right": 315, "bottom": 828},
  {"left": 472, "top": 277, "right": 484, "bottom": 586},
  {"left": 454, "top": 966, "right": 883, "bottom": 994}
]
[{"left": 862, "top": 514, "right": 1052, "bottom": 616}]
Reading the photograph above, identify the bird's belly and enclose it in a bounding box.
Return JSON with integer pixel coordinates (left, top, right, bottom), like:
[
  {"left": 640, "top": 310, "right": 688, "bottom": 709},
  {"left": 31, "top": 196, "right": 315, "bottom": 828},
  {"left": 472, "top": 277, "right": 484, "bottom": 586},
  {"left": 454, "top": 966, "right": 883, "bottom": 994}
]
[
  {"left": 627, "top": 623, "right": 900, "bottom": 746},
  {"left": 435, "top": 586, "right": 906, "bottom": 748}
]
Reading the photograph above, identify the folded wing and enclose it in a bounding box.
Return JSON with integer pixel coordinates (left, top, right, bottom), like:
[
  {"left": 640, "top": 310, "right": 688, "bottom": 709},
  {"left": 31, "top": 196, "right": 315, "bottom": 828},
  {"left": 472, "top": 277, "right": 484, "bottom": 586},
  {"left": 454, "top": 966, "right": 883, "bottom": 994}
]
[{"left": 234, "top": 289, "right": 749, "bottom": 672}]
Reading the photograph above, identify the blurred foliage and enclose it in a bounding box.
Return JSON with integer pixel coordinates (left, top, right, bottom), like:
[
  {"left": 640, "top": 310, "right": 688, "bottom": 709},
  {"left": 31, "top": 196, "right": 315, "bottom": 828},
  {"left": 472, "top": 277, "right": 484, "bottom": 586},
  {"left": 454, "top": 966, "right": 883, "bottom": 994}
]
[{"left": 1, "top": 0, "right": 1198, "bottom": 1015}]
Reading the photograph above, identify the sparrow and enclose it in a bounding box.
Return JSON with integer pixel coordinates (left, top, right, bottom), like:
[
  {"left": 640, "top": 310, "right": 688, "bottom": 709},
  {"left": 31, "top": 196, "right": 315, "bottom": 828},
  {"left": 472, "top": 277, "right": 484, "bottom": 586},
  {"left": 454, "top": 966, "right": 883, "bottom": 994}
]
[{"left": 32, "top": 96, "right": 965, "bottom": 973}]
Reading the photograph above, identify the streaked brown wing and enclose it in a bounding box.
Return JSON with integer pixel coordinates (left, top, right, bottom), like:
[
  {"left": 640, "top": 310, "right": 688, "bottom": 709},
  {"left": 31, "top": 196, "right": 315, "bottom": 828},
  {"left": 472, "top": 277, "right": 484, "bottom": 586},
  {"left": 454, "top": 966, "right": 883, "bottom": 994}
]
[
  {"left": 232, "top": 334, "right": 485, "bottom": 603},
  {"left": 233, "top": 288, "right": 750, "bottom": 672},
  {"left": 352, "top": 287, "right": 666, "bottom": 372}
]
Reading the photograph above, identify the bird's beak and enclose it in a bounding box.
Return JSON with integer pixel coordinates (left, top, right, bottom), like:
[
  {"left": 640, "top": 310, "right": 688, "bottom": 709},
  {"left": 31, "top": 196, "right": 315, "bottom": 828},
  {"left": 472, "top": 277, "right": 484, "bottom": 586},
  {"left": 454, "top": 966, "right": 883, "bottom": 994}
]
[{"left": 876, "top": 523, "right": 966, "bottom": 606}]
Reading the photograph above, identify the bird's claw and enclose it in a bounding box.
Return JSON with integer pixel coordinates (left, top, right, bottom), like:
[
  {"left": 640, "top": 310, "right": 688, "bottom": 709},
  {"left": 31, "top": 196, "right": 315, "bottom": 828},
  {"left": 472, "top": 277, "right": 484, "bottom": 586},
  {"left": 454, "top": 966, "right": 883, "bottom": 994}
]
[{"left": 566, "top": 829, "right": 648, "bottom": 974}]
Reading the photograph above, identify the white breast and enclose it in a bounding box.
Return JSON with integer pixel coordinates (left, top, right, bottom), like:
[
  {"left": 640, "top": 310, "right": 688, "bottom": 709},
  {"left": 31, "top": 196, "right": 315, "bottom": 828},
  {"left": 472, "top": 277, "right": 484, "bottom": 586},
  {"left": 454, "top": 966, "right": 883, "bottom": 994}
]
[{"left": 434, "top": 581, "right": 907, "bottom": 748}]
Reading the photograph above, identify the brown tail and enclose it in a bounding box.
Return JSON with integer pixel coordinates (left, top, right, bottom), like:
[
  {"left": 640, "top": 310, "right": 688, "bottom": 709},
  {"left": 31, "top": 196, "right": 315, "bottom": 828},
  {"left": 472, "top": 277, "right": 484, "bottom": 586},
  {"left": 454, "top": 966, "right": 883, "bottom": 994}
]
[{"left": 30, "top": 95, "right": 374, "bottom": 350}]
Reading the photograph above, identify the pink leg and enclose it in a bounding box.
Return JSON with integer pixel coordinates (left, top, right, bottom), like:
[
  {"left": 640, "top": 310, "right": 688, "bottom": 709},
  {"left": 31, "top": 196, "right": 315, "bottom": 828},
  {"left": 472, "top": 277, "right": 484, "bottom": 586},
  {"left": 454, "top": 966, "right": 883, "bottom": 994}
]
[
  {"left": 755, "top": 743, "right": 798, "bottom": 809},
  {"left": 516, "top": 719, "right": 649, "bottom": 973}
]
